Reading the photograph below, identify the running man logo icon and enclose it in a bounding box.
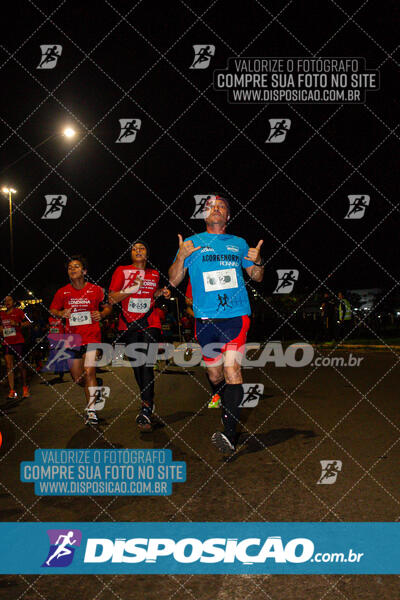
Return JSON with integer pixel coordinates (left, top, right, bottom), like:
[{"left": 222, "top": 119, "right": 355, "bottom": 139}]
[
  {"left": 190, "top": 45, "right": 216, "bottom": 69},
  {"left": 273, "top": 269, "right": 299, "bottom": 294},
  {"left": 88, "top": 385, "right": 110, "bottom": 411},
  {"left": 191, "top": 194, "right": 214, "bottom": 219},
  {"left": 216, "top": 293, "right": 232, "bottom": 311},
  {"left": 345, "top": 195, "right": 370, "bottom": 219},
  {"left": 317, "top": 460, "right": 342, "bottom": 484},
  {"left": 240, "top": 383, "right": 264, "bottom": 408},
  {"left": 37, "top": 45, "right": 62, "bottom": 69},
  {"left": 265, "top": 119, "right": 291, "bottom": 143},
  {"left": 44, "top": 334, "right": 82, "bottom": 372},
  {"left": 116, "top": 119, "right": 142, "bottom": 143},
  {"left": 41, "top": 195, "right": 67, "bottom": 219},
  {"left": 42, "top": 529, "right": 82, "bottom": 567},
  {"left": 122, "top": 269, "right": 145, "bottom": 291}
]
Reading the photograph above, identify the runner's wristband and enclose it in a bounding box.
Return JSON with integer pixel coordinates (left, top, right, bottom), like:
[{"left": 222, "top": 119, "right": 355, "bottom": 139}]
[{"left": 253, "top": 260, "right": 265, "bottom": 267}]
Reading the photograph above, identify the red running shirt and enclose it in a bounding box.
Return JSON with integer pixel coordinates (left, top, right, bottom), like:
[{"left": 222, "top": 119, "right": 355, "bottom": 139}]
[
  {"left": 148, "top": 307, "right": 166, "bottom": 330},
  {"left": 50, "top": 282, "right": 104, "bottom": 344},
  {"left": 0, "top": 308, "right": 26, "bottom": 344},
  {"left": 48, "top": 316, "right": 64, "bottom": 334},
  {"left": 109, "top": 266, "right": 160, "bottom": 330}
]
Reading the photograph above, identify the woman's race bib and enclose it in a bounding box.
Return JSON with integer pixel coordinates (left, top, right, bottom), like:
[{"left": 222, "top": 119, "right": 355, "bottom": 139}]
[
  {"left": 127, "top": 297, "right": 151, "bottom": 313},
  {"left": 3, "top": 327, "right": 16, "bottom": 337}
]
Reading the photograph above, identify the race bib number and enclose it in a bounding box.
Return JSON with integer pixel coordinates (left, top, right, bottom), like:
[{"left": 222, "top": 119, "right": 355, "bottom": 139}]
[
  {"left": 128, "top": 297, "right": 151, "bottom": 313},
  {"left": 69, "top": 311, "right": 92, "bottom": 326},
  {"left": 3, "top": 327, "right": 16, "bottom": 337},
  {"left": 203, "top": 268, "right": 238, "bottom": 292}
]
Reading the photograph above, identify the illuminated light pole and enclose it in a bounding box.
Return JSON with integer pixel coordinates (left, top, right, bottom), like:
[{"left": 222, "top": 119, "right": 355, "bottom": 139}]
[
  {"left": 0, "top": 127, "right": 76, "bottom": 272},
  {"left": 170, "top": 296, "right": 182, "bottom": 343},
  {"left": 2, "top": 187, "right": 17, "bottom": 271}
]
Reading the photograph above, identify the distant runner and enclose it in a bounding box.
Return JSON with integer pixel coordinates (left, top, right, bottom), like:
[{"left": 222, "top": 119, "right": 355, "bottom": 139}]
[
  {"left": 50, "top": 255, "right": 111, "bottom": 425},
  {"left": 0, "top": 295, "right": 31, "bottom": 399}
]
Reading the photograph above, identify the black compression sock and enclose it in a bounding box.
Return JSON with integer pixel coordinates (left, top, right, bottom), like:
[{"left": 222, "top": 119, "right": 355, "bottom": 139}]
[
  {"left": 206, "top": 374, "right": 226, "bottom": 398},
  {"left": 221, "top": 383, "right": 244, "bottom": 443}
]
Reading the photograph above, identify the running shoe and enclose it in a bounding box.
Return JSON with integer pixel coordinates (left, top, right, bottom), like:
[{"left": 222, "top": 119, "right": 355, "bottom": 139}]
[
  {"left": 211, "top": 431, "right": 235, "bottom": 453},
  {"left": 136, "top": 407, "right": 154, "bottom": 432},
  {"left": 22, "top": 386, "right": 30, "bottom": 398},
  {"left": 208, "top": 393, "right": 221, "bottom": 409},
  {"left": 84, "top": 409, "right": 98, "bottom": 426},
  {"left": 8, "top": 389, "right": 17, "bottom": 399}
]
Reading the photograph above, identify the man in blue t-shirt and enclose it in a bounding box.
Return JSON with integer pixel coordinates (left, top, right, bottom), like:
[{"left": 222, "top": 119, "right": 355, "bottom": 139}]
[{"left": 169, "top": 195, "right": 264, "bottom": 453}]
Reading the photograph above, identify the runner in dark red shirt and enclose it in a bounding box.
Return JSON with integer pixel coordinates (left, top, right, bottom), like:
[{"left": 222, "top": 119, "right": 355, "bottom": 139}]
[
  {"left": 50, "top": 255, "right": 111, "bottom": 425},
  {"left": 48, "top": 316, "right": 65, "bottom": 335},
  {"left": 148, "top": 305, "right": 166, "bottom": 332},
  {"left": 148, "top": 302, "right": 166, "bottom": 372},
  {"left": 109, "top": 241, "right": 171, "bottom": 431},
  {"left": 0, "top": 295, "right": 31, "bottom": 399},
  {"left": 47, "top": 317, "right": 66, "bottom": 383}
]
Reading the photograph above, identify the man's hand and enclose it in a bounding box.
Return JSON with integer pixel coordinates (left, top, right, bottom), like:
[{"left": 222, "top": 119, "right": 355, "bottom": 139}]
[
  {"left": 245, "top": 240, "right": 264, "bottom": 264},
  {"left": 168, "top": 235, "right": 196, "bottom": 287},
  {"left": 91, "top": 311, "right": 101, "bottom": 322},
  {"left": 177, "top": 234, "right": 201, "bottom": 260},
  {"left": 61, "top": 309, "right": 71, "bottom": 319}
]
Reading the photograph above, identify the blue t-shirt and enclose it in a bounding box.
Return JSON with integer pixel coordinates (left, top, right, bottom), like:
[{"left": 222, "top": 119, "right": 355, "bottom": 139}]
[{"left": 182, "top": 232, "right": 253, "bottom": 319}]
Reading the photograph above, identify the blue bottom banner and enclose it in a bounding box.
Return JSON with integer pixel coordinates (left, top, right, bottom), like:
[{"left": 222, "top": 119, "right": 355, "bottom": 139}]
[{"left": 0, "top": 522, "right": 398, "bottom": 574}]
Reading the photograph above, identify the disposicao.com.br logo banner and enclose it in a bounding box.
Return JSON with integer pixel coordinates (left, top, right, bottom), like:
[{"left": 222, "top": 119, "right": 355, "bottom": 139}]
[{"left": 0, "top": 523, "right": 398, "bottom": 574}]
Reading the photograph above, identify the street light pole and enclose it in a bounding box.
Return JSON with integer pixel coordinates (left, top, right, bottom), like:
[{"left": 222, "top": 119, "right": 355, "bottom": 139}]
[
  {"left": 0, "top": 128, "right": 76, "bottom": 274},
  {"left": 172, "top": 297, "right": 182, "bottom": 343},
  {"left": 9, "top": 189, "right": 13, "bottom": 272},
  {"left": 2, "top": 187, "right": 16, "bottom": 271}
]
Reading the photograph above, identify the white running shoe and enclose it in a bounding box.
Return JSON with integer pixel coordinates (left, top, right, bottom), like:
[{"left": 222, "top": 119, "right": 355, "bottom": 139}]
[{"left": 211, "top": 431, "right": 235, "bottom": 453}]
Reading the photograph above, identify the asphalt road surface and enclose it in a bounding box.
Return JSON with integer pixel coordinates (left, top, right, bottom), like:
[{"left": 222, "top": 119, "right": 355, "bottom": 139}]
[{"left": 0, "top": 348, "right": 399, "bottom": 599}]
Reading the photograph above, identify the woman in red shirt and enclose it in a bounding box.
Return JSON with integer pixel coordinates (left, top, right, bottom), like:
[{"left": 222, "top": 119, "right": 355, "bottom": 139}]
[
  {"left": 50, "top": 255, "right": 111, "bottom": 425},
  {"left": 109, "top": 241, "right": 170, "bottom": 431},
  {"left": 0, "top": 295, "right": 31, "bottom": 399}
]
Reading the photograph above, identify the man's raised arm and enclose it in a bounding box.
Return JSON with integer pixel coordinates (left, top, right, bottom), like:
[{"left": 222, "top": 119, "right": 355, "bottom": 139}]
[{"left": 168, "top": 234, "right": 200, "bottom": 287}]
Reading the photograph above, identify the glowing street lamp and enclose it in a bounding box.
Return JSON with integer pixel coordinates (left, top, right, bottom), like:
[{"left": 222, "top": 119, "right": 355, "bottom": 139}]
[
  {"left": 63, "top": 127, "right": 76, "bottom": 138},
  {"left": 2, "top": 187, "right": 17, "bottom": 271}
]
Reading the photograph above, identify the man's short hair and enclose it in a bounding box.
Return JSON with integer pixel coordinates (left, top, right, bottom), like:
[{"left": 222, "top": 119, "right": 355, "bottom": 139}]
[{"left": 208, "top": 194, "right": 231, "bottom": 217}]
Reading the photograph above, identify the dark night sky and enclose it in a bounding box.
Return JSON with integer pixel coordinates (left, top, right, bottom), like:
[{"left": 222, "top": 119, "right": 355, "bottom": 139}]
[{"left": 0, "top": 0, "right": 398, "bottom": 303}]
